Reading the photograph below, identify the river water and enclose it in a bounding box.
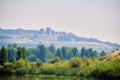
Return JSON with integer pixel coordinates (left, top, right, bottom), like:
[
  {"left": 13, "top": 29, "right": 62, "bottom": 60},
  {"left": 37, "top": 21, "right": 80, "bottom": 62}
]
[{"left": 0, "top": 75, "right": 99, "bottom": 80}]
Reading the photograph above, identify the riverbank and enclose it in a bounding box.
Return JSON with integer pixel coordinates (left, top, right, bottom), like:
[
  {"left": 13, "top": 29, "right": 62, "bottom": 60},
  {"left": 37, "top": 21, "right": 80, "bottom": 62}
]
[
  {"left": 0, "top": 74, "right": 107, "bottom": 80},
  {"left": 0, "top": 57, "right": 120, "bottom": 80}
]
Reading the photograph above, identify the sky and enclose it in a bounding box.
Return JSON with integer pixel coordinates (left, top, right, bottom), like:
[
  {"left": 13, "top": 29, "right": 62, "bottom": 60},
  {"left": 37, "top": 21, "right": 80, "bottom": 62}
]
[{"left": 0, "top": 0, "right": 120, "bottom": 44}]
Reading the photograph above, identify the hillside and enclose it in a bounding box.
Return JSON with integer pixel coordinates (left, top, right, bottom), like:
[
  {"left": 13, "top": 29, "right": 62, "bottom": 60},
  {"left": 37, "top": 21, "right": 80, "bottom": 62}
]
[
  {"left": 0, "top": 28, "right": 120, "bottom": 52},
  {"left": 102, "top": 49, "right": 120, "bottom": 61}
]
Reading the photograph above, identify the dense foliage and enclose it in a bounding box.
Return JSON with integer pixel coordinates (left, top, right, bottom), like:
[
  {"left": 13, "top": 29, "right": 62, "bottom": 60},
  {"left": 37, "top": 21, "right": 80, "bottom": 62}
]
[{"left": 0, "top": 44, "right": 119, "bottom": 79}]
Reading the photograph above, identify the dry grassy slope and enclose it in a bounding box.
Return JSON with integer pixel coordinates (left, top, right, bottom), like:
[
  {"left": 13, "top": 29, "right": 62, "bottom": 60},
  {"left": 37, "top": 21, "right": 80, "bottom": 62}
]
[{"left": 103, "top": 49, "right": 120, "bottom": 61}]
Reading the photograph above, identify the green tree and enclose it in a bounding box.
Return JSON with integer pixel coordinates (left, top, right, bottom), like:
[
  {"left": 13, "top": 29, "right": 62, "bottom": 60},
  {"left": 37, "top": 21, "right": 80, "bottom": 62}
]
[
  {"left": 81, "top": 47, "right": 89, "bottom": 58},
  {"left": 45, "top": 48, "right": 52, "bottom": 59},
  {"left": 0, "top": 46, "right": 8, "bottom": 65},
  {"left": 48, "top": 44, "right": 56, "bottom": 54},
  {"left": 37, "top": 45, "right": 47, "bottom": 62},
  {"left": 87, "top": 48, "right": 93, "bottom": 58},
  {"left": 91, "top": 51, "right": 98, "bottom": 58},
  {"left": 81, "top": 47, "right": 98, "bottom": 58},
  {"left": 61, "top": 47, "right": 67, "bottom": 59},
  {"left": 7, "top": 47, "right": 16, "bottom": 62},
  {"left": 49, "top": 57, "right": 60, "bottom": 64},
  {"left": 72, "top": 47, "right": 78, "bottom": 57},
  {"left": 28, "top": 54, "right": 37, "bottom": 62},
  {"left": 11, "top": 54, "right": 16, "bottom": 63},
  {"left": 55, "top": 48, "right": 63, "bottom": 60},
  {"left": 100, "top": 50, "right": 106, "bottom": 57},
  {"left": 67, "top": 50, "right": 74, "bottom": 59},
  {"left": 17, "top": 47, "right": 22, "bottom": 60},
  {"left": 22, "top": 47, "right": 26, "bottom": 60},
  {"left": 17, "top": 47, "right": 26, "bottom": 60}
]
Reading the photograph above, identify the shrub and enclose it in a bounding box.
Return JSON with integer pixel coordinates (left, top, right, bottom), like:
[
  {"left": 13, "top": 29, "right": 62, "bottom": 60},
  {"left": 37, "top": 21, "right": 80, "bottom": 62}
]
[
  {"left": 49, "top": 57, "right": 60, "bottom": 64},
  {"left": 1, "top": 62, "right": 16, "bottom": 74},
  {"left": 36, "top": 61, "right": 43, "bottom": 67},
  {"left": 16, "top": 67, "right": 29, "bottom": 75},
  {"left": 28, "top": 67, "right": 39, "bottom": 75},
  {"left": 70, "top": 57, "right": 81, "bottom": 68},
  {"left": 15, "top": 59, "right": 27, "bottom": 68}
]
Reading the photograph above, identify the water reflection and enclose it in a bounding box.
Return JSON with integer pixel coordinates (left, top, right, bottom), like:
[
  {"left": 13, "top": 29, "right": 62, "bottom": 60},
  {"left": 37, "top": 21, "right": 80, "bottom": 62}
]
[{"left": 0, "top": 75, "right": 101, "bottom": 80}]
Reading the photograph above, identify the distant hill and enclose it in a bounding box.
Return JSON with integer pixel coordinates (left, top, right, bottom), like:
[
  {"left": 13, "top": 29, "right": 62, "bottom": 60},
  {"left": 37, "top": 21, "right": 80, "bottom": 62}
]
[
  {"left": 102, "top": 49, "right": 120, "bottom": 61},
  {"left": 0, "top": 27, "right": 120, "bottom": 52}
]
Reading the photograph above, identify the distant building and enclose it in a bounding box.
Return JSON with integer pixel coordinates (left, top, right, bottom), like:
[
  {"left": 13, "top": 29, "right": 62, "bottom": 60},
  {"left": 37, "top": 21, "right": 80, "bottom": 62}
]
[
  {"left": 39, "top": 28, "right": 45, "bottom": 34},
  {"left": 46, "top": 27, "right": 51, "bottom": 36},
  {"left": 51, "top": 30, "right": 55, "bottom": 35}
]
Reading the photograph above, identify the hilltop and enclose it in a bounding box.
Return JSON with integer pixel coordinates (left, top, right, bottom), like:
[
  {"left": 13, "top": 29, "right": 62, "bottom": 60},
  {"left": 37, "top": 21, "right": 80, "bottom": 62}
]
[
  {"left": 0, "top": 27, "right": 120, "bottom": 52},
  {"left": 102, "top": 49, "right": 120, "bottom": 61}
]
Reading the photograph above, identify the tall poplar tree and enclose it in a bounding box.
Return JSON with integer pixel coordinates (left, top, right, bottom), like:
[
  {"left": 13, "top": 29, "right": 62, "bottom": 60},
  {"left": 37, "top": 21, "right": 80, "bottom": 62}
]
[{"left": 0, "top": 46, "right": 8, "bottom": 65}]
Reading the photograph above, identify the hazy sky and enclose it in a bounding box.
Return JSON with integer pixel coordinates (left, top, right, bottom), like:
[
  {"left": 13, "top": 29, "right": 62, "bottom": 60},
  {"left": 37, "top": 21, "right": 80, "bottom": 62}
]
[{"left": 0, "top": 0, "right": 120, "bottom": 44}]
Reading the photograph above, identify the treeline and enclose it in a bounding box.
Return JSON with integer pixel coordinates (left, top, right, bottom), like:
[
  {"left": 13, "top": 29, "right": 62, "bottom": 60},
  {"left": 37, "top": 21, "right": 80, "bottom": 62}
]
[{"left": 0, "top": 44, "right": 106, "bottom": 63}]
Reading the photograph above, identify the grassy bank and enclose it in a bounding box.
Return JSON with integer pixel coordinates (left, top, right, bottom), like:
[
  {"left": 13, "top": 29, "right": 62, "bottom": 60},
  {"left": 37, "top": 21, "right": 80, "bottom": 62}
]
[{"left": 0, "top": 57, "right": 120, "bottom": 79}]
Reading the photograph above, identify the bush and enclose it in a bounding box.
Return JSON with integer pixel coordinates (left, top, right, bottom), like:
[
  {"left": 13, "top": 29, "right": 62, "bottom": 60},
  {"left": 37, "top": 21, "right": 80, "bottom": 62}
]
[
  {"left": 28, "top": 67, "right": 39, "bottom": 75},
  {"left": 49, "top": 57, "right": 60, "bottom": 64},
  {"left": 15, "top": 59, "right": 27, "bottom": 68},
  {"left": 40, "top": 63, "right": 56, "bottom": 75},
  {"left": 36, "top": 61, "right": 43, "bottom": 67},
  {"left": 90, "top": 61, "right": 120, "bottom": 79},
  {"left": 70, "top": 57, "right": 81, "bottom": 68},
  {"left": 1, "top": 62, "right": 16, "bottom": 74},
  {"left": 16, "top": 67, "right": 30, "bottom": 75}
]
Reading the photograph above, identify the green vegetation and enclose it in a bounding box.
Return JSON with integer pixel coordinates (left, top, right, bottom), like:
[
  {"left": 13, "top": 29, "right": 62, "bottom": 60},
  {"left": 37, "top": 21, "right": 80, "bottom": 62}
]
[
  {"left": 0, "top": 44, "right": 120, "bottom": 79},
  {"left": 0, "top": 46, "right": 8, "bottom": 65}
]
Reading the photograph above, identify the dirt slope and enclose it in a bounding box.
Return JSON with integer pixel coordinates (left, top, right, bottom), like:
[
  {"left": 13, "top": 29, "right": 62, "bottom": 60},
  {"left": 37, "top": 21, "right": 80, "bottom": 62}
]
[{"left": 103, "top": 49, "right": 120, "bottom": 61}]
